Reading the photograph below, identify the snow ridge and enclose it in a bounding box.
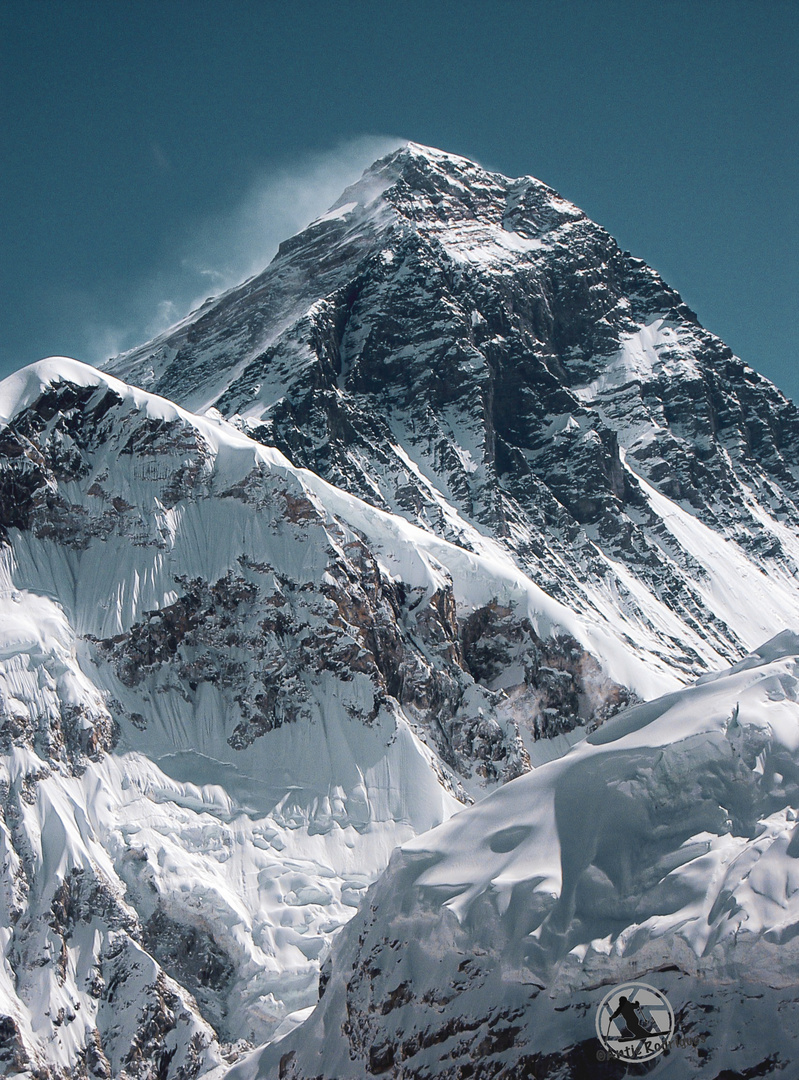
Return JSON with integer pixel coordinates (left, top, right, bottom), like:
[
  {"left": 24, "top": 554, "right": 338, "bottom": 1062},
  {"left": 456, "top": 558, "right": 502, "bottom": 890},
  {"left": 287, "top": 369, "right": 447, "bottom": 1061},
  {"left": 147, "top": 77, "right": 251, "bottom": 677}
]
[{"left": 242, "top": 634, "right": 799, "bottom": 1079}]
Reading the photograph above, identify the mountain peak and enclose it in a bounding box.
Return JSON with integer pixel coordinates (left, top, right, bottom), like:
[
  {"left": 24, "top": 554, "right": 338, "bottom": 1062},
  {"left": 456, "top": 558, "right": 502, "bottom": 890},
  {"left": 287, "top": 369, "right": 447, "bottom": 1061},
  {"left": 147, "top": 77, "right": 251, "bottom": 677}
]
[
  {"left": 355, "top": 141, "right": 567, "bottom": 210},
  {"left": 371, "top": 141, "right": 540, "bottom": 193},
  {"left": 318, "top": 140, "right": 585, "bottom": 266},
  {"left": 367, "top": 140, "right": 492, "bottom": 178},
  {"left": 386, "top": 140, "right": 477, "bottom": 166}
]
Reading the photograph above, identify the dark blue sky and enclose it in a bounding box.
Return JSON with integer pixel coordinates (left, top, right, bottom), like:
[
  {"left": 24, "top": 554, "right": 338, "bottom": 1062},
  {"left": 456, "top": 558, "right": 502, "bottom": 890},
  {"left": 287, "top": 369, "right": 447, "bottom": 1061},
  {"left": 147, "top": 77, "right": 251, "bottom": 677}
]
[{"left": 2, "top": 1, "right": 797, "bottom": 397}]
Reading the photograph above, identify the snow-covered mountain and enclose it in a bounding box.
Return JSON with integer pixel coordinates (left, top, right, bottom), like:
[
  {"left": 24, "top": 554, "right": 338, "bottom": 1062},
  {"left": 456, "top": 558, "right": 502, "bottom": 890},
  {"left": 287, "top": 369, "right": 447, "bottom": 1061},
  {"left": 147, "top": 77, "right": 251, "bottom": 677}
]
[
  {"left": 236, "top": 633, "right": 799, "bottom": 1080},
  {"left": 0, "top": 356, "right": 647, "bottom": 1077},
  {"left": 106, "top": 142, "right": 799, "bottom": 690},
  {"left": 2, "top": 142, "right": 799, "bottom": 1078},
  {"left": 0, "top": 357, "right": 520, "bottom": 1078}
]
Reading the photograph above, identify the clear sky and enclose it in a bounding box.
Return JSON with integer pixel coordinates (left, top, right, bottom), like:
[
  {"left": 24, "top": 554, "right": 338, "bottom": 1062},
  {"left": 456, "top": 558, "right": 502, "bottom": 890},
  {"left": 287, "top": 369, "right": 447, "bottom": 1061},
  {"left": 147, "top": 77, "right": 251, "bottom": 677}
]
[{"left": 2, "top": 1, "right": 797, "bottom": 397}]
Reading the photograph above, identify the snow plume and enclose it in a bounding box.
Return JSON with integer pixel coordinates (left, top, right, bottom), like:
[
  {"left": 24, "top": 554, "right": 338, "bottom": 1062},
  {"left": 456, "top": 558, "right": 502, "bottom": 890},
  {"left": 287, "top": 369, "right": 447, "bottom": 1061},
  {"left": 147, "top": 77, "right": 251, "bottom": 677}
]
[
  {"left": 176, "top": 134, "right": 403, "bottom": 291},
  {"left": 85, "top": 135, "right": 403, "bottom": 367}
]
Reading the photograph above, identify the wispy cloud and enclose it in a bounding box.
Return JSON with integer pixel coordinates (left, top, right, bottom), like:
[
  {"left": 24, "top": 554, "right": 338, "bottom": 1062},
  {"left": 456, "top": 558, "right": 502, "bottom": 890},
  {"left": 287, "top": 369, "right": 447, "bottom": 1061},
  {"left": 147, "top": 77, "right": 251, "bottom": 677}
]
[{"left": 82, "top": 134, "right": 403, "bottom": 366}]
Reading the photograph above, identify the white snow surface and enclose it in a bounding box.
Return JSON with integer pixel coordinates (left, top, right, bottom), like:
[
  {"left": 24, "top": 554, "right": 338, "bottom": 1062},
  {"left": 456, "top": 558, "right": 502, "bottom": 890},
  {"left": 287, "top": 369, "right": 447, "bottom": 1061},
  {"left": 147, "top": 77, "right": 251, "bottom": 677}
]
[
  {"left": 573, "top": 318, "right": 702, "bottom": 400},
  {"left": 237, "top": 632, "right": 799, "bottom": 1079},
  {"left": 402, "top": 629, "right": 799, "bottom": 974}
]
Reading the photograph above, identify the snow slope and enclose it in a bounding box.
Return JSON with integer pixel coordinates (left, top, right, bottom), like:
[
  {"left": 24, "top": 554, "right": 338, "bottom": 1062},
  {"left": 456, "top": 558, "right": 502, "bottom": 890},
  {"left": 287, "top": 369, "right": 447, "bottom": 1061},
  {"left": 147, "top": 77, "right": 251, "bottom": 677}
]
[
  {"left": 0, "top": 357, "right": 684, "bottom": 1077},
  {"left": 241, "top": 633, "right": 799, "bottom": 1079}
]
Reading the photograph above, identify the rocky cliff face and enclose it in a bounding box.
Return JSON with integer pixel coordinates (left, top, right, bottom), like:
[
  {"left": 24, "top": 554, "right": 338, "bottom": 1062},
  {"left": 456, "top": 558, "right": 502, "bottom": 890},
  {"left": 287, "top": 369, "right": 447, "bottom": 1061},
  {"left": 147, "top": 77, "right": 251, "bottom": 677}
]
[{"left": 107, "top": 143, "right": 799, "bottom": 686}]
